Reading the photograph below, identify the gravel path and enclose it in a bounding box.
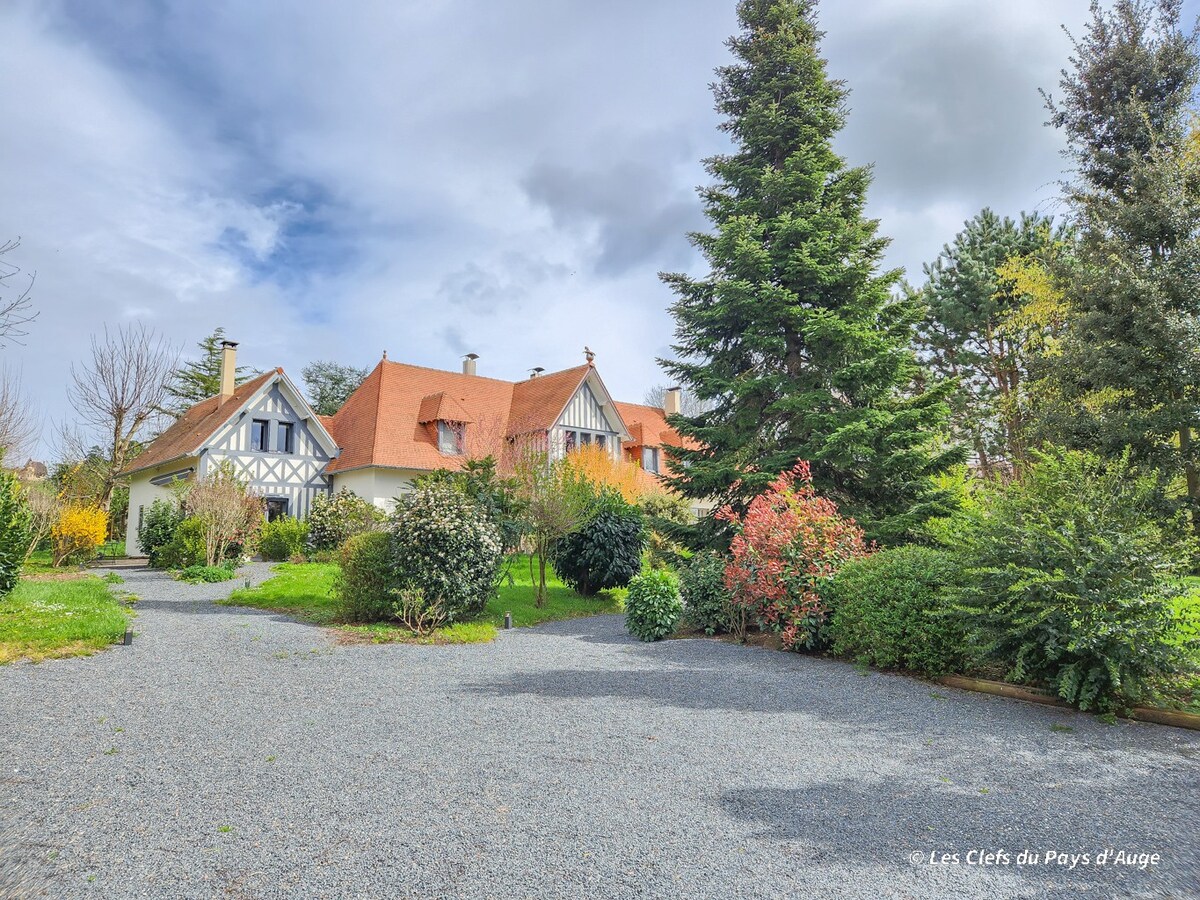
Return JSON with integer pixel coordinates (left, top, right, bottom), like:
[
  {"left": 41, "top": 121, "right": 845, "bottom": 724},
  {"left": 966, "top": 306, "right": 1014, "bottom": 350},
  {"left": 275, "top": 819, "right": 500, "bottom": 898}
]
[{"left": 2, "top": 565, "right": 1197, "bottom": 899}]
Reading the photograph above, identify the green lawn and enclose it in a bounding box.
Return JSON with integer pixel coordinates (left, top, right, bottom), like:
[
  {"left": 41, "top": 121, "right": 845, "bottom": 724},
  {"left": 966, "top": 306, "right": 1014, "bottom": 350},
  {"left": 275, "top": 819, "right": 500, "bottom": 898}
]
[
  {"left": 219, "top": 554, "right": 621, "bottom": 644},
  {"left": 0, "top": 577, "right": 130, "bottom": 664},
  {"left": 22, "top": 549, "right": 57, "bottom": 575},
  {"left": 222, "top": 563, "right": 342, "bottom": 625}
]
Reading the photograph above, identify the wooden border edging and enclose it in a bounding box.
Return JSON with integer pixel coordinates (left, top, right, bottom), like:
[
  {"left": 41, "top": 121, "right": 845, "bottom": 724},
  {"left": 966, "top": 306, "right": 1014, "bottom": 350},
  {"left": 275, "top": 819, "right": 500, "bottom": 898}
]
[{"left": 934, "top": 675, "right": 1200, "bottom": 732}]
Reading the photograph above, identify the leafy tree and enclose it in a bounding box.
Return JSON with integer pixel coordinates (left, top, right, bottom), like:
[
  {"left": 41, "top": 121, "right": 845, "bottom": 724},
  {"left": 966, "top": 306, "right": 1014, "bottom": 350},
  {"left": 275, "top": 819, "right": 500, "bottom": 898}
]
[
  {"left": 302, "top": 360, "right": 368, "bottom": 416},
  {"left": 916, "top": 209, "right": 1069, "bottom": 474},
  {"left": 550, "top": 488, "right": 645, "bottom": 596},
  {"left": 659, "top": 0, "right": 960, "bottom": 543},
  {"left": 1038, "top": 0, "right": 1200, "bottom": 526},
  {"left": 162, "top": 327, "right": 252, "bottom": 416}
]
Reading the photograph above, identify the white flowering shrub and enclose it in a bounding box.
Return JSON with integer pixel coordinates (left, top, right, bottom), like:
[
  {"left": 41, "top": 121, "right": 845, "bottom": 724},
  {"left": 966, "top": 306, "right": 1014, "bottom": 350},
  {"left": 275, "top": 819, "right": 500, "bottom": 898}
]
[{"left": 389, "top": 481, "right": 503, "bottom": 622}]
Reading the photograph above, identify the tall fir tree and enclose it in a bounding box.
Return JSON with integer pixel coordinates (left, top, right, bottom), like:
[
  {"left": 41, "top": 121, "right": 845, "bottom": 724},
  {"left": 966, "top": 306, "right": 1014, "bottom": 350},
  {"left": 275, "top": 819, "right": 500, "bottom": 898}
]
[
  {"left": 1038, "top": 0, "right": 1200, "bottom": 524},
  {"left": 660, "top": 0, "right": 961, "bottom": 544},
  {"left": 161, "top": 327, "right": 253, "bottom": 416}
]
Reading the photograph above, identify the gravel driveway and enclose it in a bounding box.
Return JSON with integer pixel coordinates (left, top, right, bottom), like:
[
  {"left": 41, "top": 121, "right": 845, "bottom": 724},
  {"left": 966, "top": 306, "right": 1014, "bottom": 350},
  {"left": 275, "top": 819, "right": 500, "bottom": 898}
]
[{"left": 1, "top": 565, "right": 1197, "bottom": 899}]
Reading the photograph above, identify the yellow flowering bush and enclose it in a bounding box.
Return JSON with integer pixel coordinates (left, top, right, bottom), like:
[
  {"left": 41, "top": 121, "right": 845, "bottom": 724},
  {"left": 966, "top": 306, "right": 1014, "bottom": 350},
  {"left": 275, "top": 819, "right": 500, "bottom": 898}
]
[{"left": 52, "top": 504, "right": 108, "bottom": 566}]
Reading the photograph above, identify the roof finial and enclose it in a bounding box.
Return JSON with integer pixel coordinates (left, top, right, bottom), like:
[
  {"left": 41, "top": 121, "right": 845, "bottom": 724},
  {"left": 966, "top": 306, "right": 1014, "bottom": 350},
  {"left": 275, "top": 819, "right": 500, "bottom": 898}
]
[
  {"left": 584, "top": 345, "right": 595, "bottom": 365},
  {"left": 382, "top": 350, "right": 388, "bottom": 360}
]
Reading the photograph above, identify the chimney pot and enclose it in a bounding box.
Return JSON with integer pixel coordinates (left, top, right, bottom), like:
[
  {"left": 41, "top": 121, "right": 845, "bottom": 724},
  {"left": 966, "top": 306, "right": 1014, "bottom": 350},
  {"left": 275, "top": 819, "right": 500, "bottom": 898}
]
[
  {"left": 219, "top": 341, "right": 239, "bottom": 399},
  {"left": 664, "top": 386, "right": 682, "bottom": 417},
  {"left": 463, "top": 353, "right": 479, "bottom": 376}
]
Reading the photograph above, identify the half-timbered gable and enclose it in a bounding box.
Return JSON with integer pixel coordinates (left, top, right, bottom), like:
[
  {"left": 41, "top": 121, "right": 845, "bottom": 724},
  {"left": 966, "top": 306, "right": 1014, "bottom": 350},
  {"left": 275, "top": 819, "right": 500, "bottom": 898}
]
[
  {"left": 202, "top": 376, "right": 338, "bottom": 521},
  {"left": 121, "top": 349, "right": 339, "bottom": 555},
  {"left": 548, "top": 371, "right": 629, "bottom": 459}
]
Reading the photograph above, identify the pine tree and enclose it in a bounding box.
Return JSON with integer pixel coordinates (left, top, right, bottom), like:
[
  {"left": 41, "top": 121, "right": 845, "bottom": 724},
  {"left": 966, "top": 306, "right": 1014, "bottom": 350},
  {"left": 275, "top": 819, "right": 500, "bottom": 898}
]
[
  {"left": 161, "top": 327, "right": 253, "bottom": 416},
  {"left": 917, "top": 209, "right": 1068, "bottom": 475},
  {"left": 301, "top": 360, "right": 369, "bottom": 416},
  {"left": 1038, "top": 0, "right": 1200, "bottom": 524},
  {"left": 660, "top": 0, "right": 960, "bottom": 543}
]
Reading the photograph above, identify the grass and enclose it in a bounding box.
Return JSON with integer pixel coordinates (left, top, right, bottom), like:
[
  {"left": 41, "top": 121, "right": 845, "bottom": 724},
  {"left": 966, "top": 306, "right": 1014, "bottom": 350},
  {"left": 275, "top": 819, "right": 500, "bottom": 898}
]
[
  {"left": 22, "top": 539, "right": 127, "bottom": 576},
  {"left": 0, "top": 577, "right": 130, "bottom": 664},
  {"left": 221, "top": 563, "right": 341, "bottom": 624},
  {"left": 219, "top": 554, "right": 621, "bottom": 645}
]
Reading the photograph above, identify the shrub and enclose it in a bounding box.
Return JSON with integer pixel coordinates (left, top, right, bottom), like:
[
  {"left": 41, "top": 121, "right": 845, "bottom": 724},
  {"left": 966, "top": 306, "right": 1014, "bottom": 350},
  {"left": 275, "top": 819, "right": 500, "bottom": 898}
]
[
  {"left": 177, "top": 562, "right": 238, "bottom": 583},
  {"left": 0, "top": 469, "right": 31, "bottom": 598},
  {"left": 139, "top": 499, "right": 183, "bottom": 567},
  {"left": 260, "top": 516, "right": 309, "bottom": 561},
  {"left": 718, "top": 462, "right": 869, "bottom": 651},
  {"left": 51, "top": 504, "right": 107, "bottom": 567},
  {"left": 156, "top": 516, "right": 207, "bottom": 570},
  {"left": 550, "top": 488, "right": 645, "bottom": 596},
  {"left": 822, "top": 546, "right": 968, "bottom": 676},
  {"left": 625, "top": 569, "right": 683, "bottom": 642},
  {"left": 336, "top": 531, "right": 395, "bottom": 624},
  {"left": 180, "top": 464, "right": 262, "bottom": 565},
  {"left": 680, "top": 550, "right": 736, "bottom": 636},
  {"left": 639, "top": 491, "right": 693, "bottom": 571},
  {"left": 563, "top": 443, "right": 646, "bottom": 503},
  {"left": 389, "top": 481, "right": 503, "bottom": 622},
  {"left": 307, "top": 487, "right": 385, "bottom": 551},
  {"left": 416, "top": 458, "right": 526, "bottom": 554},
  {"left": 393, "top": 587, "right": 446, "bottom": 635},
  {"left": 952, "top": 447, "right": 1197, "bottom": 712}
]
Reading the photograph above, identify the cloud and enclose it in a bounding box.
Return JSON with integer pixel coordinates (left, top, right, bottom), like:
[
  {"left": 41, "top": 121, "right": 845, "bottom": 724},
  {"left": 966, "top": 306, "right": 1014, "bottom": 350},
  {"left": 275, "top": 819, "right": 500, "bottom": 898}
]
[{"left": 5, "top": 0, "right": 1183, "bottom": 459}]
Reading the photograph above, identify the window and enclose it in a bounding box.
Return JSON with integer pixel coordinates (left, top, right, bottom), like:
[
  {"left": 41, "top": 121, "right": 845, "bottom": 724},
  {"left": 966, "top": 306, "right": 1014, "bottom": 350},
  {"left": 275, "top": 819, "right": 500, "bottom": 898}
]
[
  {"left": 642, "top": 447, "right": 660, "bottom": 474},
  {"left": 580, "top": 432, "right": 592, "bottom": 446},
  {"left": 265, "top": 498, "right": 289, "bottom": 522},
  {"left": 595, "top": 434, "right": 606, "bottom": 450},
  {"left": 565, "top": 430, "right": 578, "bottom": 451},
  {"left": 250, "top": 419, "right": 270, "bottom": 451},
  {"left": 438, "top": 420, "right": 465, "bottom": 455},
  {"left": 278, "top": 422, "right": 294, "bottom": 454}
]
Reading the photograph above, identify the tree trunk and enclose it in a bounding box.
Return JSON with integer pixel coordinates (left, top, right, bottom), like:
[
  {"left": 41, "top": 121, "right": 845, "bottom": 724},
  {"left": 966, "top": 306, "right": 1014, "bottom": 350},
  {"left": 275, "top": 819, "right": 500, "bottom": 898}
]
[
  {"left": 537, "top": 552, "right": 548, "bottom": 608},
  {"left": 1180, "top": 425, "right": 1200, "bottom": 534}
]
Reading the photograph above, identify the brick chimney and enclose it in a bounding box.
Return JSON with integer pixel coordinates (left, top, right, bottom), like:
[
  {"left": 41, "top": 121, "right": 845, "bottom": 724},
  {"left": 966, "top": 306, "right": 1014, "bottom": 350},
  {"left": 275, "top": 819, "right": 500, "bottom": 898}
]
[
  {"left": 664, "top": 386, "right": 682, "bottom": 416},
  {"left": 219, "top": 340, "right": 238, "bottom": 399},
  {"left": 463, "top": 353, "right": 479, "bottom": 376}
]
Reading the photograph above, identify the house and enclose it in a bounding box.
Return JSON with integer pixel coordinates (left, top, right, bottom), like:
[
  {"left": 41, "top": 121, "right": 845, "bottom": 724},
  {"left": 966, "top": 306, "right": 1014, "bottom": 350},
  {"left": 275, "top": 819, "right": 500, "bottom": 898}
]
[{"left": 122, "top": 341, "right": 693, "bottom": 556}]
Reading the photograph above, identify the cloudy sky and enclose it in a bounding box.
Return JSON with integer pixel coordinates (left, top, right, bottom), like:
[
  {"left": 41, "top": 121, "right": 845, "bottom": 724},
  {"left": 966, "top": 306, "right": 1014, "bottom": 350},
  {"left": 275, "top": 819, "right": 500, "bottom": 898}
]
[{"left": 4, "top": 0, "right": 1196, "bottom": 458}]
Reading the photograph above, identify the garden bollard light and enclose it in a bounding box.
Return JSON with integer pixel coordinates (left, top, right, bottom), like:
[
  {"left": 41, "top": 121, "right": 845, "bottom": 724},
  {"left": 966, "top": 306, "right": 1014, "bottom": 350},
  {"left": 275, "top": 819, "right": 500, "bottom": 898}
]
[
  {"left": 504, "top": 612, "right": 512, "bottom": 630},
  {"left": 123, "top": 629, "right": 133, "bottom": 646}
]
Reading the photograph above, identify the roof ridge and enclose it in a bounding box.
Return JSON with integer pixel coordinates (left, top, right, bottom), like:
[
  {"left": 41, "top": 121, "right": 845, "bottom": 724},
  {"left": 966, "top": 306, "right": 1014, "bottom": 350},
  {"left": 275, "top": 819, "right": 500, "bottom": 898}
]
[{"left": 383, "top": 358, "right": 591, "bottom": 388}]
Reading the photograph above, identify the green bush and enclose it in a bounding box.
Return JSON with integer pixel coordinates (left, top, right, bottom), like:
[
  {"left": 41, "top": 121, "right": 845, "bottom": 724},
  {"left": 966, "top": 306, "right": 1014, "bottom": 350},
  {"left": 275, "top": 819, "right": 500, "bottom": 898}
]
[
  {"left": 307, "top": 488, "right": 385, "bottom": 551},
  {"left": 822, "top": 546, "right": 967, "bottom": 676},
  {"left": 138, "top": 499, "right": 183, "bottom": 567},
  {"left": 625, "top": 569, "right": 683, "bottom": 642},
  {"left": 157, "top": 516, "right": 207, "bottom": 570},
  {"left": 952, "top": 447, "right": 1197, "bottom": 712},
  {"left": 177, "top": 562, "right": 238, "bottom": 583},
  {"left": 680, "top": 550, "right": 733, "bottom": 635},
  {"left": 550, "top": 488, "right": 645, "bottom": 596},
  {"left": 639, "top": 492, "right": 694, "bottom": 571},
  {"left": 389, "top": 481, "right": 503, "bottom": 622},
  {"left": 259, "top": 516, "right": 309, "bottom": 561},
  {"left": 335, "top": 531, "right": 394, "bottom": 623},
  {"left": 0, "top": 469, "right": 31, "bottom": 599},
  {"left": 416, "top": 458, "right": 527, "bottom": 553}
]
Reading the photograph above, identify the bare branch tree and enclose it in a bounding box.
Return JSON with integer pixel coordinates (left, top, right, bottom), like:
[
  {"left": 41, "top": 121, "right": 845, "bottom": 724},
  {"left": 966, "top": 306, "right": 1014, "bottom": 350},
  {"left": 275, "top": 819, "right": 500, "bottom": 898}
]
[
  {"left": 643, "top": 384, "right": 714, "bottom": 417},
  {"left": 66, "top": 323, "right": 180, "bottom": 510},
  {"left": 0, "top": 238, "right": 37, "bottom": 346},
  {"left": 0, "top": 365, "right": 37, "bottom": 457}
]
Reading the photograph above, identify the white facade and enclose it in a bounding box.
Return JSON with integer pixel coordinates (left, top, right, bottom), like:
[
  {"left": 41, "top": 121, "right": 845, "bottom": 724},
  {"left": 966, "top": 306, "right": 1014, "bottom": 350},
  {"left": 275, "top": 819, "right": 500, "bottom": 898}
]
[{"left": 331, "top": 467, "right": 426, "bottom": 512}]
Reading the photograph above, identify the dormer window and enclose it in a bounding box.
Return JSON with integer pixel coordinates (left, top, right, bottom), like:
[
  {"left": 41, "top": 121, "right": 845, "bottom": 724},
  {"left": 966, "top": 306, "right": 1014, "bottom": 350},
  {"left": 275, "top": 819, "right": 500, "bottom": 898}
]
[
  {"left": 642, "top": 447, "right": 660, "bottom": 473},
  {"left": 438, "top": 421, "right": 465, "bottom": 455}
]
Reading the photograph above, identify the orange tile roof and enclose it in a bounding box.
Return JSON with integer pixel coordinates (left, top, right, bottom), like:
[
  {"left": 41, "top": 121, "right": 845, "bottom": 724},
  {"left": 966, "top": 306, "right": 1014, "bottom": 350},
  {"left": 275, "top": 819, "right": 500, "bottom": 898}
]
[
  {"left": 612, "top": 400, "right": 693, "bottom": 451},
  {"left": 121, "top": 370, "right": 277, "bottom": 476},
  {"left": 323, "top": 360, "right": 679, "bottom": 475}
]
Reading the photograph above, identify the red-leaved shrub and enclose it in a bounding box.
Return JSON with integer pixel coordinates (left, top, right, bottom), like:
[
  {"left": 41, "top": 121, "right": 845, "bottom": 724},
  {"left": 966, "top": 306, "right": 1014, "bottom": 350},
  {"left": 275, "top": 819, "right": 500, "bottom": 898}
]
[{"left": 717, "top": 462, "right": 870, "bottom": 650}]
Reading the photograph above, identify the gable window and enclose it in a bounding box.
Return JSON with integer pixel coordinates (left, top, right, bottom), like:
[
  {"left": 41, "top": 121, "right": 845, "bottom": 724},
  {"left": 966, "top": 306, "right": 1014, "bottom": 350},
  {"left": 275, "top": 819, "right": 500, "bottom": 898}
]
[
  {"left": 642, "top": 447, "right": 660, "bottom": 474},
  {"left": 250, "top": 419, "right": 270, "bottom": 452},
  {"left": 595, "top": 434, "right": 606, "bottom": 450},
  {"left": 565, "top": 430, "right": 577, "bottom": 451},
  {"left": 278, "top": 422, "right": 294, "bottom": 454},
  {"left": 580, "top": 432, "right": 592, "bottom": 446},
  {"left": 438, "top": 420, "right": 465, "bottom": 455}
]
